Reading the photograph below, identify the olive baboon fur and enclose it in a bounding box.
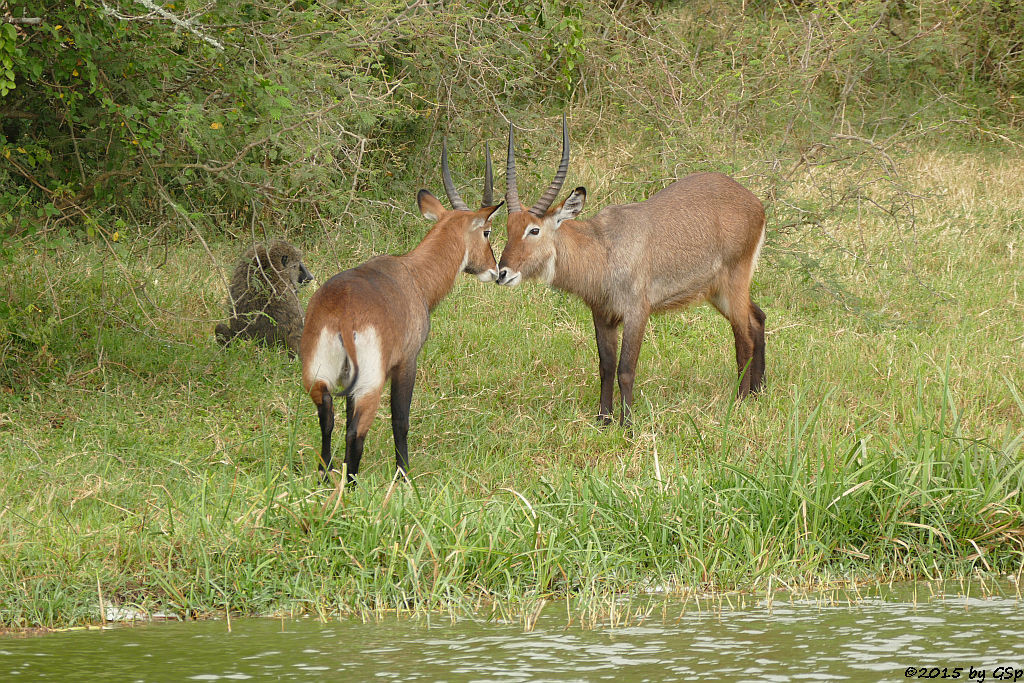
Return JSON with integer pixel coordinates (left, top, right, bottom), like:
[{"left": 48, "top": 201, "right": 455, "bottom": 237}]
[{"left": 215, "top": 240, "right": 313, "bottom": 355}]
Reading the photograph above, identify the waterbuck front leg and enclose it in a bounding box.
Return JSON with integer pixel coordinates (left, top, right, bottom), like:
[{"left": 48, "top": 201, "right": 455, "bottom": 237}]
[
  {"left": 390, "top": 361, "right": 417, "bottom": 479},
  {"left": 593, "top": 311, "right": 620, "bottom": 426},
  {"left": 617, "top": 311, "right": 650, "bottom": 426}
]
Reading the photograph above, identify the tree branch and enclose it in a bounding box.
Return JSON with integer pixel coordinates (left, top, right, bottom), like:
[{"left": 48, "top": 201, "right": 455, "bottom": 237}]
[
  {"left": 99, "top": 0, "right": 224, "bottom": 51},
  {"left": 2, "top": 17, "right": 43, "bottom": 26}
]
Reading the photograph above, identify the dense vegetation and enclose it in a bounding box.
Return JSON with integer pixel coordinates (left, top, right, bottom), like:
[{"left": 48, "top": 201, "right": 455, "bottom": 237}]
[
  {"left": 3, "top": 0, "right": 1022, "bottom": 244},
  {"left": 1, "top": 1, "right": 1022, "bottom": 628}
]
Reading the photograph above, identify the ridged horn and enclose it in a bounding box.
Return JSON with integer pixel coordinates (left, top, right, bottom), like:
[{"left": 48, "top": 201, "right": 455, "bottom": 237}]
[
  {"left": 482, "top": 142, "right": 494, "bottom": 208},
  {"left": 441, "top": 137, "right": 470, "bottom": 211},
  {"left": 528, "top": 113, "right": 570, "bottom": 217},
  {"left": 506, "top": 122, "right": 523, "bottom": 213}
]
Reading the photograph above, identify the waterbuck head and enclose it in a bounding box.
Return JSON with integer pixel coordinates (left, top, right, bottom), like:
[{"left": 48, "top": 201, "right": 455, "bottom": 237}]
[
  {"left": 496, "top": 114, "right": 587, "bottom": 287},
  {"left": 418, "top": 140, "right": 503, "bottom": 282}
]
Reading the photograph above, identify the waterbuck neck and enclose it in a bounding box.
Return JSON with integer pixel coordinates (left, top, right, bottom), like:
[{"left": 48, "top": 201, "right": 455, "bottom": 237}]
[
  {"left": 550, "top": 220, "right": 610, "bottom": 305},
  {"left": 402, "top": 220, "right": 467, "bottom": 311}
]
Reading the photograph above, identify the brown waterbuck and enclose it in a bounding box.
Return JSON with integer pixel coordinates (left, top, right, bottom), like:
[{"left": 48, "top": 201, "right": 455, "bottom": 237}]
[
  {"left": 301, "top": 142, "right": 502, "bottom": 483},
  {"left": 496, "top": 116, "right": 767, "bottom": 424}
]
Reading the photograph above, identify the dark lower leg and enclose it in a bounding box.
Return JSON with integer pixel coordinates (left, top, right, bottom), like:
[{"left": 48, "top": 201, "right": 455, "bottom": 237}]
[
  {"left": 391, "top": 365, "right": 416, "bottom": 477},
  {"left": 593, "top": 313, "right": 619, "bottom": 425},
  {"left": 749, "top": 301, "right": 766, "bottom": 393},
  {"left": 618, "top": 314, "right": 648, "bottom": 426},
  {"left": 392, "top": 418, "right": 409, "bottom": 476},
  {"left": 731, "top": 322, "right": 754, "bottom": 399},
  {"left": 317, "top": 392, "right": 334, "bottom": 477},
  {"left": 344, "top": 396, "right": 363, "bottom": 485}
]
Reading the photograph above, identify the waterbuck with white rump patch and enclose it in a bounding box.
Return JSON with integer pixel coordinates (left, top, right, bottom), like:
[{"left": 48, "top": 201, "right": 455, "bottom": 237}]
[
  {"left": 496, "top": 115, "right": 767, "bottom": 425},
  {"left": 301, "top": 141, "right": 502, "bottom": 483}
]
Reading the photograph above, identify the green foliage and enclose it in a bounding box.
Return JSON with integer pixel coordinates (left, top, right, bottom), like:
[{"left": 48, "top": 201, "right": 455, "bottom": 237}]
[
  {"left": 0, "top": 22, "right": 18, "bottom": 97},
  {"left": 1, "top": 0, "right": 1020, "bottom": 247},
  {"left": 506, "top": 0, "right": 587, "bottom": 96}
]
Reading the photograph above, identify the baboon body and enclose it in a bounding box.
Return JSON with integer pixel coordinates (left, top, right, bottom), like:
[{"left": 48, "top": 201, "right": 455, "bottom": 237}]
[{"left": 215, "top": 240, "right": 313, "bottom": 355}]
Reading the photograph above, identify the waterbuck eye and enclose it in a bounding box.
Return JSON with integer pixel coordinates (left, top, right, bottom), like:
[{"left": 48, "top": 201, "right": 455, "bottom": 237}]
[
  {"left": 529, "top": 227, "right": 540, "bottom": 236},
  {"left": 483, "top": 229, "right": 491, "bottom": 239}
]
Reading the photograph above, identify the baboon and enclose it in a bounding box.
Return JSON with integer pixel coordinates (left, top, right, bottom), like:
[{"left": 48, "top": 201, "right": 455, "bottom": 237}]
[{"left": 215, "top": 240, "right": 314, "bottom": 355}]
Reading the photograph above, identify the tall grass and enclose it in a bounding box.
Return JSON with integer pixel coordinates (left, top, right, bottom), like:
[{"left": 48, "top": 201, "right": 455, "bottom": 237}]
[{"left": 2, "top": 369, "right": 1021, "bottom": 629}]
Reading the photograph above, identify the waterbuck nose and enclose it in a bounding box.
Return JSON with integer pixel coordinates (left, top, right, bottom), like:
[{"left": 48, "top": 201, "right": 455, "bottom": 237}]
[{"left": 497, "top": 268, "right": 509, "bottom": 284}]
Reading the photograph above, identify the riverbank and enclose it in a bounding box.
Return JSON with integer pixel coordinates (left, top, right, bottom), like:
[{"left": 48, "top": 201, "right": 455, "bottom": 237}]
[
  {"left": 2, "top": 144, "right": 1022, "bottom": 628},
  {"left": 5, "top": 581, "right": 1024, "bottom": 679}
]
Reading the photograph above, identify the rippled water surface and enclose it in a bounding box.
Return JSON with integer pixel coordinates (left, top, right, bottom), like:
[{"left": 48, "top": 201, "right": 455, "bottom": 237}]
[{"left": 3, "top": 584, "right": 1024, "bottom": 681}]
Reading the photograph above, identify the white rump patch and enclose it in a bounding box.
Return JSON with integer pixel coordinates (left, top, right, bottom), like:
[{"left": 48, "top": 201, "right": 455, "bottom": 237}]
[
  {"left": 350, "top": 326, "right": 384, "bottom": 400},
  {"left": 306, "top": 327, "right": 350, "bottom": 393}
]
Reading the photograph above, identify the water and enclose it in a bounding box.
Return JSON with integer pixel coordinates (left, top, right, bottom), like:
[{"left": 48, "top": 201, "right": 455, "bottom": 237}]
[{"left": 3, "top": 584, "right": 1024, "bottom": 681}]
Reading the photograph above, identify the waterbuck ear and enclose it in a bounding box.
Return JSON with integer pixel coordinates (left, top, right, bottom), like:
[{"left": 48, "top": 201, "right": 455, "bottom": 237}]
[
  {"left": 469, "top": 201, "right": 505, "bottom": 230},
  {"left": 417, "top": 189, "right": 446, "bottom": 221},
  {"left": 551, "top": 186, "right": 586, "bottom": 229}
]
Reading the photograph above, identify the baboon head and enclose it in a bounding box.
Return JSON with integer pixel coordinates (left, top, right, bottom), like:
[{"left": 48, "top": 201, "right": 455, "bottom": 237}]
[{"left": 252, "top": 240, "right": 314, "bottom": 293}]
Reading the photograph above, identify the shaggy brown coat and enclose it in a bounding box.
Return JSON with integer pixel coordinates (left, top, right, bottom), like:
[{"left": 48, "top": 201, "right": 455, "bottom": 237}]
[{"left": 215, "top": 239, "right": 313, "bottom": 355}]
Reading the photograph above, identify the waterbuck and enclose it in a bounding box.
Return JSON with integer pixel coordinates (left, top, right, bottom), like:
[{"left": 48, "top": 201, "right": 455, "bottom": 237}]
[
  {"left": 495, "top": 116, "right": 766, "bottom": 424},
  {"left": 301, "top": 141, "right": 502, "bottom": 483}
]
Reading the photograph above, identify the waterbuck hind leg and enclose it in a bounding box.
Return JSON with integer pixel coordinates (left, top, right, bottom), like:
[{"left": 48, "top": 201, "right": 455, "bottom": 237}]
[
  {"left": 390, "top": 362, "right": 417, "bottom": 478},
  {"left": 593, "top": 312, "right": 620, "bottom": 426},
  {"left": 344, "top": 389, "right": 381, "bottom": 486},
  {"left": 316, "top": 391, "right": 335, "bottom": 481},
  {"left": 343, "top": 395, "right": 361, "bottom": 485},
  {"left": 617, "top": 313, "right": 649, "bottom": 426},
  {"left": 749, "top": 301, "right": 767, "bottom": 394},
  {"left": 729, "top": 317, "right": 756, "bottom": 399},
  {"left": 713, "top": 279, "right": 757, "bottom": 400}
]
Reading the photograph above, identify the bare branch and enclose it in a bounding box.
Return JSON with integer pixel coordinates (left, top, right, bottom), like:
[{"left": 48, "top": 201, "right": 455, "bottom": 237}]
[
  {"left": 3, "top": 17, "right": 43, "bottom": 25},
  {"left": 99, "top": 0, "right": 224, "bottom": 51}
]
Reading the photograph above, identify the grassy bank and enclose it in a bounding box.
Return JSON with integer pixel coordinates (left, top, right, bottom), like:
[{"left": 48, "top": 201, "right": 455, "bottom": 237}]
[
  {"left": 3, "top": 0, "right": 1024, "bottom": 630},
  {"left": 2, "top": 141, "right": 1023, "bottom": 628}
]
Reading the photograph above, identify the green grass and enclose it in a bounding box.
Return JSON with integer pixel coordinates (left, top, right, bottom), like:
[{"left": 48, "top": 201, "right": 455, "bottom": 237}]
[{"left": 1, "top": 146, "right": 1023, "bottom": 630}]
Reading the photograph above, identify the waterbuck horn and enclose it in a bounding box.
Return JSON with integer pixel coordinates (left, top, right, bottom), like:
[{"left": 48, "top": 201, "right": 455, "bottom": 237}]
[
  {"left": 441, "top": 137, "right": 470, "bottom": 211},
  {"left": 528, "top": 113, "right": 570, "bottom": 217},
  {"left": 506, "top": 122, "right": 523, "bottom": 213},
  {"left": 482, "top": 142, "right": 494, "bottom": 208}
]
